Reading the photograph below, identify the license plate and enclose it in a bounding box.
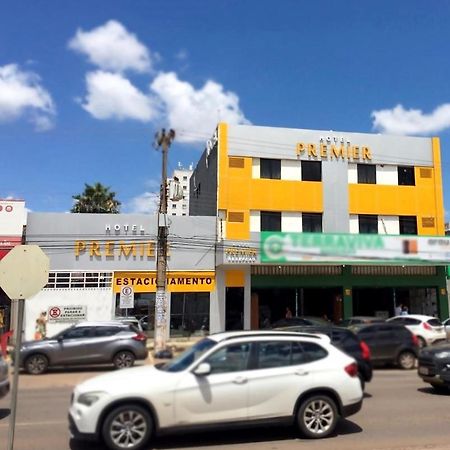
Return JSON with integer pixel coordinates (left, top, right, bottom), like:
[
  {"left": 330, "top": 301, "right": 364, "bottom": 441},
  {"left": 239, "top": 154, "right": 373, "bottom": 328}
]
[{"left": 418, "top": 366, "right": 429, "bottom": 375}]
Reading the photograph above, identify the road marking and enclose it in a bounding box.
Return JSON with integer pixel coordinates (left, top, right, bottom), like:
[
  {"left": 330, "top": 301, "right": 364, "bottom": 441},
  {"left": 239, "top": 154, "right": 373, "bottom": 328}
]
[{"left": 0, "top": 420, "right": 67, "bottom": 428}]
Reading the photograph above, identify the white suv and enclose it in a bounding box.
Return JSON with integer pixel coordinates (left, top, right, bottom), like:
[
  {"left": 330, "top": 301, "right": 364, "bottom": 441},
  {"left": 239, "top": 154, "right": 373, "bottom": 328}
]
[
  {"left": 387, "top": 315, "right": 446, "bottom": 347},
  {"left": 69, "top": 331, "right": 363, "bottom": 450}
]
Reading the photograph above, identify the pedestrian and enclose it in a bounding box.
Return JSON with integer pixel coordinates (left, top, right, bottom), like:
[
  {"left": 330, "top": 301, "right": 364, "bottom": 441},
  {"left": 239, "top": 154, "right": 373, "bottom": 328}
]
[
  {"left": 401, "top": 305, "right": 409, "bottom": 316},
  {"left": 394, "top": 303, "right": 403, "bottom": 316},
  {"left": 34, "top": 311, "right": 47, "bottom": 340},
  {"left": 285, "top": 307, "right": 293, "bottom": 319}
]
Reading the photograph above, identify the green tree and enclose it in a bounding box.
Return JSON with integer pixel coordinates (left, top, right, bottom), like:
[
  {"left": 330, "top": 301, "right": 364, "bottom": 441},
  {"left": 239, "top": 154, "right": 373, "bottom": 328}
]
[{"left": 71, "top": 182, "right": 121, "bottom": 213}]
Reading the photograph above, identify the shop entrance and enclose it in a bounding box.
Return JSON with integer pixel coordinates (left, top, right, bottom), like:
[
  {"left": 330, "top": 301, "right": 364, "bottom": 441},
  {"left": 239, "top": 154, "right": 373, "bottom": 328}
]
[
  {"left": 226, "top": 287, "right": 244, "bottom": 330},
  {"left": 253, "top": 287, "right": 342, "bottom": 327},
  {"left": 352, "top": 287, "right": 438, "bottom": 318}
]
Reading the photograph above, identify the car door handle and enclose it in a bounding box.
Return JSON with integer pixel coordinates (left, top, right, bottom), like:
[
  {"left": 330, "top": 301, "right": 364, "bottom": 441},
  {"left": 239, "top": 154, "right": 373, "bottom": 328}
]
[
  {"left": 232, "top": 376, "right": 248, "bottom": 384},
  {"left": 295, "top": 370, "right": 309, "bottom": 376}
]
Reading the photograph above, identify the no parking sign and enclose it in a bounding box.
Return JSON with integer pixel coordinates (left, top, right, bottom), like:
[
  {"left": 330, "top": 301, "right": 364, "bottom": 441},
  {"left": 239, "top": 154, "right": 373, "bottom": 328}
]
[{"left": 120, "top": 286, "right": 134, "bottom": 309}]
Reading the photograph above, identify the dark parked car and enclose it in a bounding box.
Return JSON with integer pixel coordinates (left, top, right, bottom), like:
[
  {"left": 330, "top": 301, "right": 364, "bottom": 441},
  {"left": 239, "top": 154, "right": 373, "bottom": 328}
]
[
  {"left": 350, "top": 322, "right": 419, "bottom": 369},
  {"left": 275, "top": 325, "right": 372, "bottom": 389},
  {"left": 339, "top": 316, "right": 385, "bottom": 327},
  {"left": 17, "top": 321, "right": 148, "bottom": 375},
  {"left": 271, "top": 316, "right": 330, "bottom": 329},
  {"left": 418, "top": 343, "right": 450, "bottom": 392},
  {"left": 0, "top": 354, "right": 9, "bottom": 398}
]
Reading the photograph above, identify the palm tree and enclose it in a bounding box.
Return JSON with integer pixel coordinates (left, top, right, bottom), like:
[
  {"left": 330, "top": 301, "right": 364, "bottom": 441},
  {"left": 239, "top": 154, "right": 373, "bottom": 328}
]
[{"left": 71, "top": 182, "right": 121, "bottom": 213}]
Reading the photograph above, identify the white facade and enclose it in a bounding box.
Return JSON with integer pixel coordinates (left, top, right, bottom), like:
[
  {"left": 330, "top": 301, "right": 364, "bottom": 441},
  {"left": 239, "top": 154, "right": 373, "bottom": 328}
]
[{"left": 167, "top": 164, "right": 193, "bottom": 216}]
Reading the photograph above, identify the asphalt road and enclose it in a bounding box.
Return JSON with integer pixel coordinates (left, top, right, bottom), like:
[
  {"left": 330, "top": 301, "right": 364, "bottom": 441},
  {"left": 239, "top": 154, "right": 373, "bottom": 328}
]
[{"left": 1, "top": 366, "right": 450, "bottom": 450}]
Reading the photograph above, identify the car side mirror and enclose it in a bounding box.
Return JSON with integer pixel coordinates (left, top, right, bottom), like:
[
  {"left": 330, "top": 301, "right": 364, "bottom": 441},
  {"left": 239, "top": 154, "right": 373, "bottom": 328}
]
[
  {"left": 57, "top": 335, "right": 64, "bottom": 342},
  {"left": 193, "top": 362, "right": 211, "bottom": 376}
]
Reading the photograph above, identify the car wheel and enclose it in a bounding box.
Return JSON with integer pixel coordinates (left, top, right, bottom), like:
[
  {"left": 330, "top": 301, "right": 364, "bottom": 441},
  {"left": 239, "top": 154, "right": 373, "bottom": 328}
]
[
  {"left": 297, "top": 395, "right": 338, "bottom": 439},
  {"left": 113, "top": 351, "right": 135, "bottom": 370},
  {"left": 417, "top": 336, "right": 426, "bottom": 348},
  {"left": 102, "top": 404, "right": 152, "bottom": 450},
  {"left": 25, "top": 354, "right": 48, "bottom": 375},
  {"left": 397, "top": 351, "right": 416, "bottom": 370}
]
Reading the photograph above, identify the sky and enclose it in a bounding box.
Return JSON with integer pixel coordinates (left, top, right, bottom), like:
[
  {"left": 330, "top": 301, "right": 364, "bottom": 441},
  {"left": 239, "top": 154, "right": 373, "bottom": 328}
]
[{"left": 1, "top": 0, "right": 450, "bottom": 219}]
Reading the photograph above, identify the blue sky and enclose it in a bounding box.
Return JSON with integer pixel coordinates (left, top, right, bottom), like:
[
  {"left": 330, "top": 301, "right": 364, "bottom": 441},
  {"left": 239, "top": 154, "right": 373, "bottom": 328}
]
[{"left": 1, "top": 0, "right": 450, "bottom": 219}]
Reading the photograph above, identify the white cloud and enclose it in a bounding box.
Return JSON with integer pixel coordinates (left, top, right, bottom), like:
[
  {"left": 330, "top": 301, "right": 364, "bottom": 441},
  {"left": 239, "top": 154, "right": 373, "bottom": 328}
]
[
  {"left": 372, "top": 104, "right": 450, "bottom": 135},
  {"left": 126, "top": 192, "right": 159, "bottom": 214},
  {"left": 68, "top": 20, "right": 152, "bottom": 73},
  {"left": 80, "top": 70, "right": 159, "bottom": 121},
  {"left": 0, "top": 64, "right": 55, "bottom": 131},
  {"left": 150, "top": 72, "right": 250, "bottom": 143}
]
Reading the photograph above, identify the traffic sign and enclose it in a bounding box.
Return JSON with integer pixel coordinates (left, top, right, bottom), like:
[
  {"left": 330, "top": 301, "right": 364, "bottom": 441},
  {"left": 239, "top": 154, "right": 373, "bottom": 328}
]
[
  {"left": 120, "top": 286, "right": 134, "bottom": 309},
  {"left": 0, "top": 245, "right": 49, "bottom": 300}
]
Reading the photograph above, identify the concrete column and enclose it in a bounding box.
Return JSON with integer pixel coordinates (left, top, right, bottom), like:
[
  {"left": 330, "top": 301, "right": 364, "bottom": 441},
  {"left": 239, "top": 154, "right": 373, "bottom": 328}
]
[{"left": 210, "top": 268, "right": 225, "bottom": 333}]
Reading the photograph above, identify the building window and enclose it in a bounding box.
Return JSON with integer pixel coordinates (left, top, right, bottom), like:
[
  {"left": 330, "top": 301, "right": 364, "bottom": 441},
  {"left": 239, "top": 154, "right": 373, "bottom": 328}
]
[
  {"left": 357, "top": 164, "right": 376, "bottom": 184},
  {"left": 398, "top": 166, "right": 415, "bottom": 186},
  {"left": 359, "top": 215, "right": 378, "bottom": 234},
  {"left": 46, "top": 272, "right": 112, "bottom": 289},
  {"left": 170, "top": 292, "right": 210, "bottom": 337},
  {"left": 183, "top": 185, "right": 187, "bottom": 190},
  {"left": 172, "top": 204, "right": 177, "bottom": 209},
  {"left": 261, "top": 211, "right": 281, "bottom": 231},
  {"left": 183, "top": 176, "right": 188, "bottom": 181},
  {"left": 302, "top": 213, "right": 322, "bottom": 232},
  {"left": 301, "top": 161, "right": 322, "bottom": 181},
  {"left": 399, "top": 216, "right": 417, "bottom": 235},
  {"left": 260, "top": 158, "right": 281, "bottom": 179}
]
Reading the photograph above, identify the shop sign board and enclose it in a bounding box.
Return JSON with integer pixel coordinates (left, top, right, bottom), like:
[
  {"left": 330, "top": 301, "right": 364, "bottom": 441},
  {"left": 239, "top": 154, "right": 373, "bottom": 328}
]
[
  {"left": 119, "top": 286, "right": 134, "bottom": 309},
  {"left": 113, "top": 271, "right": 215, "bottom": 293},
  {"left": 47, "top": 305, "right": 87, "bottom": 322},
  {"left": 260, "top": 232, "right": 450, "bottom": 265}
]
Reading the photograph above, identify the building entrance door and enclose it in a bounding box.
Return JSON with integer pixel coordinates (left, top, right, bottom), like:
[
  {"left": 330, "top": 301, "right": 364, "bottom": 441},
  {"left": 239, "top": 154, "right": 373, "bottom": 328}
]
[{"left": 225, "top": 287, "right": 244, "bottom": 330}]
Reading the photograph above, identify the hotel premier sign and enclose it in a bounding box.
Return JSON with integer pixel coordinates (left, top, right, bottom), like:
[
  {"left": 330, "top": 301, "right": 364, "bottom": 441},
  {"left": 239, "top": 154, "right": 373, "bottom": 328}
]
[
  {"left": 75, "top": 222, "right": 156, "bottom": 259},
  {"left": 296, "top": 136, "right": 372, "bottom": 161}
]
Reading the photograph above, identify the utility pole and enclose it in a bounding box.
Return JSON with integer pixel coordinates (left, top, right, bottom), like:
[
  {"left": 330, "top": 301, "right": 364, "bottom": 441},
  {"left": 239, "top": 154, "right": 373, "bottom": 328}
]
[{"left": 153, "top": 128, "right": 175, "bottom": 354}]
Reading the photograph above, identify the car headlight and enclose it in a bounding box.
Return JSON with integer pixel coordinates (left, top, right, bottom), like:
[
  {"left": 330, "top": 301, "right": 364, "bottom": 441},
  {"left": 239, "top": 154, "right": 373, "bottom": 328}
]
[
  {"left": 77, "top": 391, "right": 106, "bottom": 406},
  {"left": 434, "top": 351, "right": 450, "bottom": 359}
]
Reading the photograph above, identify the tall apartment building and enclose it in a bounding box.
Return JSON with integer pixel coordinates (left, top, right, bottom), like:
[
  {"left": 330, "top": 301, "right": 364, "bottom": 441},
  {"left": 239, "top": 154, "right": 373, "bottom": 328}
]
[
  {"left": 167, "top": 164, "right": 193, "bottom": 216},
  {"left": 190, "top": 123, "right": 448, "bottom": 330}
]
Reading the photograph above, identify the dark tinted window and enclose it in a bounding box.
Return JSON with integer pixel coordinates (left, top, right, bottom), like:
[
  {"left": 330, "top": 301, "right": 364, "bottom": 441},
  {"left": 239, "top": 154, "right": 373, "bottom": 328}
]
[
  {"left": 427, "top": 319, "right": 442, "bottom": 327},
  {"left": 399, "top": 216, "right": 417, "bottom": 235},
  {"left": 398, "top": 166, "right": 415, "bottom": 186},
  {"left": 391, "top": 317, "right": 420, "bottom": 326},
  {"left": 302, "top": 213, "right": 322, "bottom": 232},
  {"left": 291, "top": 342, "right": 309, "bottom": 365},
  {"left": 62, "top": 327, "right": 92, "bottom": 339},
  {"left": 359, "top": 215, "right": 378, "bottom": 234},
  {"left": 206, "top": 343, "right": 251, "bottom": 374},
  {"left": 94, "top": 326, "right": 120, "bottom": 337},
  {"left": 260, "top": 159, "right": 281, "bottom": 179},
  {"left": 257, "top": 341, "right": 291, "bottom": 368},
  {"left": 302, "top": 342, "right": 328, "bottom": 361},
  {"left": 357, "top": 164, "right": 376, "bottom": 184},
  {"left": 302, "top": 161, "right": 322, "bottom": 181},
  {"left": 261, "top": 211, "right": 281, "bottom": 231}
]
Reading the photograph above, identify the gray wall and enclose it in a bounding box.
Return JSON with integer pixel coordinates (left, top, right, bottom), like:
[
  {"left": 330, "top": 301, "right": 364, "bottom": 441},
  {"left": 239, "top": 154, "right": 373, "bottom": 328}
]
[
  {"left": 189, "top": 142, "right": 218, "bottom": 216},
  {"left": 26, "top": 213, "right": 216, "bottom": 271},
  {"left": 227, "top": 124, "right": 433, "bottom": 166}
]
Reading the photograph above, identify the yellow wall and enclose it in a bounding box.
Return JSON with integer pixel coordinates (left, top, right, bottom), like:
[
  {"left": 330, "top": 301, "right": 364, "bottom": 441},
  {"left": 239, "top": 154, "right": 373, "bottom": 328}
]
[
  {"left": 218, "top": 123, "right": 323, "bottom": 240},
  {"left": 225, "top": 270, "right": 245, "bottom": 287}
]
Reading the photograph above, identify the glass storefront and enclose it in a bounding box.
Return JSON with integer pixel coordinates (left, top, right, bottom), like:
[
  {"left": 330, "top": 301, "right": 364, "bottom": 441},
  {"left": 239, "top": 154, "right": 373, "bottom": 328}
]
[
  {"left": 170, "top": 292, "right": 210, "bottom": 337},
  {"left": 114, "top": 293, "right": 155, "bottom": 336}
]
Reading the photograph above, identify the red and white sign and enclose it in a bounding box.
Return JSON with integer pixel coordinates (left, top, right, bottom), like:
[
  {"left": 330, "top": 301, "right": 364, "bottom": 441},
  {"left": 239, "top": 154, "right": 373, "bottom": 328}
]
[
  {"left": 47, "top": 305, "right": 87, "bottom": 323},
  {"left": 49, "top": 306, "right": 61, "bottom": 319}
]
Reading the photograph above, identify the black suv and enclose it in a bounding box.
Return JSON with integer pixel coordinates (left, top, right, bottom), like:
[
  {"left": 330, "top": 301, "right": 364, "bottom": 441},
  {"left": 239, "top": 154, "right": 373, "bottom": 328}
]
[
  {"left": 350, "top": 322, "right": 419, "bottom": 369},
  {"left": 274, "top": 325, "right": 373, "bottom": 389},
  {"left": 418, "top": 343, "right": 450, "bottom": 392}
]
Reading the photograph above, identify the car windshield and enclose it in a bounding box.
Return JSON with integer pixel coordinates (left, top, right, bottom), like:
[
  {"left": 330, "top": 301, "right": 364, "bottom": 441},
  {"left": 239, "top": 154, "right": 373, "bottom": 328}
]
[{"left": 159, "top": 338, "right": 216, "bottom": 372}]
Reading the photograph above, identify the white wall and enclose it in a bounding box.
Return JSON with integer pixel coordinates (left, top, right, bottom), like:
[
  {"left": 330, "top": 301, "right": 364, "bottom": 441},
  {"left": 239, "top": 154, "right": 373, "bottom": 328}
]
[
  {"left": 281, "top": 160, "right": 301, "bottom": 180},
  {"left": 376, "top": 165, "right": 398, "bottom": 185},
  {"left": 281, "top": 212, "right": 302, "bottom": 232},
  {"left": 24, "top": 289, "right": 113, "bottom": 341},
  {"left": 252, "top": 158, "right": 260, "bottom": 178},
  {"left": 250, "top": 210, "right": 261, "bottom": 232},
  {"left": 348, "top": 163, "right": 358, "bottom": 184},
  {"left": 378, "top": 216, "right": 400, "bottom": 234},
  {"left": 349, "top": 215, "right": 359, "bottom": 234}
]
